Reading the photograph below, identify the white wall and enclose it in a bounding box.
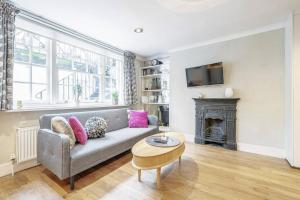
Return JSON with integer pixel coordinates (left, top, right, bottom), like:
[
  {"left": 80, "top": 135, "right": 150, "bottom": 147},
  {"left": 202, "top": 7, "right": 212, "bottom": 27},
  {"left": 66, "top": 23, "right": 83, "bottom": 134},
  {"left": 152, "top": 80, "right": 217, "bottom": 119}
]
[
  {"left": 170, "top": 30, "right": 285, "bottom": 151},
  {"left": 293, "top": 13, "right": 300, "bottom": 166},
  {"left": 285, "top": 14, "right": 295, "bottom": 166},
  {"left": 285, "top": 11, "right": 300, "bottom": 168}
]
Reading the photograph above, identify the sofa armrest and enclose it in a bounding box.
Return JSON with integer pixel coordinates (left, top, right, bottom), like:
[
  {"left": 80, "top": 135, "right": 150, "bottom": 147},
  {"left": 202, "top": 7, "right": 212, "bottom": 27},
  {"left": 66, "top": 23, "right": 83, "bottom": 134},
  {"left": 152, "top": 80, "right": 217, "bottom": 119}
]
[
  {"left": 148, "top": 115, "right": 159, "bottom": 126},
  {"left": 37, "top": 129, "right": 70, "bottom": 180}
]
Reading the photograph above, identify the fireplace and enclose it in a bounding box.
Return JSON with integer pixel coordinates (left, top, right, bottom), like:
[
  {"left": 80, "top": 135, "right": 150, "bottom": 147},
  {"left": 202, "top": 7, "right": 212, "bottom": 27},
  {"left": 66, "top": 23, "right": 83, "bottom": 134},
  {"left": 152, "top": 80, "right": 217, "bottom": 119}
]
[
  {"left": 205, "top": 118, "right": 226, "bottom": 143},
  {"left": 193, "top": 98, "right": 239, "bottom": 150}
]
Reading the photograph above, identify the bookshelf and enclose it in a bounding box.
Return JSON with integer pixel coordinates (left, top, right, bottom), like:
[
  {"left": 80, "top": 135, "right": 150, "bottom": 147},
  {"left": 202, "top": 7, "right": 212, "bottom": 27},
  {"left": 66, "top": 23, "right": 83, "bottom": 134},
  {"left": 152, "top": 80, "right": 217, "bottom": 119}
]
[{"left": 140, "top": 58, "right": 169, "bottom": 130}]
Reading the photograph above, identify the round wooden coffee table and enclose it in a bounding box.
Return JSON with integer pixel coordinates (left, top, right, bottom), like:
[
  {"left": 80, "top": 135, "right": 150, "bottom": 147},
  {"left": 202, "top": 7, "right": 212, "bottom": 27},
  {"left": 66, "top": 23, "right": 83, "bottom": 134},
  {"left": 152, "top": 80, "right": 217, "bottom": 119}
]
[{"left": 131, "top": 132, "right": 185, "bottom": 188}]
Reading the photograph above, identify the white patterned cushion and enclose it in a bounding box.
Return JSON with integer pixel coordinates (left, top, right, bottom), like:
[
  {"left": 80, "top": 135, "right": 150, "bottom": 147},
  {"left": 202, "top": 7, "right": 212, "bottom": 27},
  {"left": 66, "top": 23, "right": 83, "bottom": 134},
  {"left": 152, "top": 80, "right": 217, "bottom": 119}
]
[
  {"left": 85, "top": 117, "right": 108, "bottom": 139},
  {"left": 51, "top": 116, "right": 76, "bottom": 149}
]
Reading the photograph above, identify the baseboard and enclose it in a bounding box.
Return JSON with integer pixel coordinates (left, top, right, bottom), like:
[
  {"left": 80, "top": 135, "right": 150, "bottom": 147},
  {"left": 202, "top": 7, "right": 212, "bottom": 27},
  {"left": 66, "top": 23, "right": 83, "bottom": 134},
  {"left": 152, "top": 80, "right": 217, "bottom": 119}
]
[
  {"left": 0, "top": 159, "right": 39, "bottom": 178},
  {"left": 184, "top": 133, "right": 194, "bottom": 143},
  {"left": 237, "top": 143, "right": 286, "bottom": 159},
  {"left": 182, "top": 134, "right": 286, "bottom": 159},
  {"left": 14, "top": 159, "right": 39, "bottom": 173},
  {"left": 0, "top": 162, "right": 12, "bottom": 177}
]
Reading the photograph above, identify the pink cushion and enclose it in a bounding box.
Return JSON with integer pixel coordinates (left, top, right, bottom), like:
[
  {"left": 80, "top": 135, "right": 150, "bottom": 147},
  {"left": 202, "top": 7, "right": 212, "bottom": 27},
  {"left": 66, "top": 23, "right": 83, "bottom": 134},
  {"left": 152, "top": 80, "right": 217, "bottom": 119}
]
[
  {"left": 69, "top": 116, "right": 88, "bottom": 144},
  {"left": 129, "top": 111, "right": 148, "bottom": 128}
]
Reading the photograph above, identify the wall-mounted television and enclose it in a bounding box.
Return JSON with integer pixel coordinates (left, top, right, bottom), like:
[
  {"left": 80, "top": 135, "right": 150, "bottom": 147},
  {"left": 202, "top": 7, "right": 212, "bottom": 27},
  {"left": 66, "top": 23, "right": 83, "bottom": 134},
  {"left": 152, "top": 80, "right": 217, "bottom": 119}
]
[{"left": 185, "top": 62, "right": 224, "bottom": 87}]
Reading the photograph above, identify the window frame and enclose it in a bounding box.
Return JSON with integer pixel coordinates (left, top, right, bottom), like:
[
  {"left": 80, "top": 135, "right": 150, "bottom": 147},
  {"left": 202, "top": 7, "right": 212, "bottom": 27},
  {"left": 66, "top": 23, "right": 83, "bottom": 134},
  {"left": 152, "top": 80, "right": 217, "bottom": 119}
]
[{"left": 13, "top": 25, "right": 124, "bottom": 110}]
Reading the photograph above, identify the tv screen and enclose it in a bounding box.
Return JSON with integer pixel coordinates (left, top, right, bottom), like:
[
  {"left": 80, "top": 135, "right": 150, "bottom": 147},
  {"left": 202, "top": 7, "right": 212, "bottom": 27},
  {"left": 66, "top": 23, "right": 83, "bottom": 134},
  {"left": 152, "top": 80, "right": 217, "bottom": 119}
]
[{"left": 185, "top": 62, "right": 224, "bottom": 87}]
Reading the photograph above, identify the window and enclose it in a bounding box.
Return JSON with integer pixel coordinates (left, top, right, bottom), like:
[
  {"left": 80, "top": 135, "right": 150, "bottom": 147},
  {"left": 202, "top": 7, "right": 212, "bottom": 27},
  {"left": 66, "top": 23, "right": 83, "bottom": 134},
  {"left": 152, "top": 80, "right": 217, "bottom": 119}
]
[
  {"left": 14, "top": 29, "right": 50, "bottom": 103},
  {"left": 13, "top": 28, "right": 123, "bottom": 108}
]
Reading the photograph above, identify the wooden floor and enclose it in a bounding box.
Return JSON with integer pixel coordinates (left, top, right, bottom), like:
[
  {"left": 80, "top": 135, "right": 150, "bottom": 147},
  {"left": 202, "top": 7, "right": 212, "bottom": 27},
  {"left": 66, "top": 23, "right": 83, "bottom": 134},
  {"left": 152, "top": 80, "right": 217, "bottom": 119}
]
[{"left": 1, "top": 142, "right": 300, "bottom": 200}]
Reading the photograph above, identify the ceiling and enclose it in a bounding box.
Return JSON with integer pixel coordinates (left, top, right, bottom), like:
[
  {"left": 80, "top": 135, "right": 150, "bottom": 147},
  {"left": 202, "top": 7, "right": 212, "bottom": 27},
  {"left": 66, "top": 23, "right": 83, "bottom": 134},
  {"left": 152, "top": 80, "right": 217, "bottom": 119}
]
[{"left": 13, "top": 0, "right": 300, "bottom": 57}]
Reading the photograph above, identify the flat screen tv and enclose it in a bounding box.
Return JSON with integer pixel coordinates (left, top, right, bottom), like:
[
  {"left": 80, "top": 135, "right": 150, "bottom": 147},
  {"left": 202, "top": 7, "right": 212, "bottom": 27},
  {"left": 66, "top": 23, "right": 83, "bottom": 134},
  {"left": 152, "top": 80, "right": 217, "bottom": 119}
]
[{"left": 185, "top": 62, "right": 224, "bottom": 87}]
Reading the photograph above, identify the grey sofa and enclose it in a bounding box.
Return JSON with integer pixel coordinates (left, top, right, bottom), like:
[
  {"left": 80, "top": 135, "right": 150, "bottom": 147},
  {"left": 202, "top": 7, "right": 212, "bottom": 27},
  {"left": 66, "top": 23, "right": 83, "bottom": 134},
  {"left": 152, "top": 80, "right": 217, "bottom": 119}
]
[{"left": 37, "top": 108, "right": 158, "bottom": 189}]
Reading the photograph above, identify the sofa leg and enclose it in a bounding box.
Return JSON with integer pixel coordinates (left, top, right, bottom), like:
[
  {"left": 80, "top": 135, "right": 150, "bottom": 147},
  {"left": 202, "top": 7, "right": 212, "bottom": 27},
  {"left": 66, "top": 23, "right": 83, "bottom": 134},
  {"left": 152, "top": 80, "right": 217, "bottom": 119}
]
[{"left": 70, "top": 176, "right": 75, "bottom": 190}]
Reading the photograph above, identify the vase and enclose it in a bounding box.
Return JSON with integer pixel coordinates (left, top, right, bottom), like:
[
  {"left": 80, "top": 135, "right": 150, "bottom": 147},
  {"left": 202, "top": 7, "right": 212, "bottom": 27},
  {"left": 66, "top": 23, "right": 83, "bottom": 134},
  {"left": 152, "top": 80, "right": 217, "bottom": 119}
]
[
  {"left": 112, "top": 98, "right": 118, "bottom": 105},
  {"left": 225, "top": 88, "right": 234, "bottom": 98}
]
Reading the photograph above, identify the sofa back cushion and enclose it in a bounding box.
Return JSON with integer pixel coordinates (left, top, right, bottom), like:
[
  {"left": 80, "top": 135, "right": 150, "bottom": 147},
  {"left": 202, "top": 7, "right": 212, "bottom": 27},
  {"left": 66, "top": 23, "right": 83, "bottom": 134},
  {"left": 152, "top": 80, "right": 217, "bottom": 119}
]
[{"left": 40, "top": 108, "right": 129, "bottom": 133}]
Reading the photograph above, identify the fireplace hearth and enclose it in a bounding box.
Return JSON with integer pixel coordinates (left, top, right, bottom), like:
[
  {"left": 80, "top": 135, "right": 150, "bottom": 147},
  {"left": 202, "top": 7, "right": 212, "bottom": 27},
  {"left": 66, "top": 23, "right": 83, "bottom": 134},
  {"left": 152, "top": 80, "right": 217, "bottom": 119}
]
[{"left": 193, "top": 98, "right": 240, "bottom": 150}]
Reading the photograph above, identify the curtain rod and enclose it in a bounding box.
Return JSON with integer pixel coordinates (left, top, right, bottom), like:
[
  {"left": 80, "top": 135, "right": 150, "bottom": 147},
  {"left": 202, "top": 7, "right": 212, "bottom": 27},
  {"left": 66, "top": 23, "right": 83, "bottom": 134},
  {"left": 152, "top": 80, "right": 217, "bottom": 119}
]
[{"left": 17, "top": 8, "right": 124, "bottom": 55}]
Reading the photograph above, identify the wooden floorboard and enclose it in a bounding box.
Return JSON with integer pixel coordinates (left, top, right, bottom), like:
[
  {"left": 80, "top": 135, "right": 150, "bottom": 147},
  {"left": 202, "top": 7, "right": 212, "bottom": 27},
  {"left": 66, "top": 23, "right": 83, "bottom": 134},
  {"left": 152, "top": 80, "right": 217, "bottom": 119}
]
[{"left": 0, "top": 142, "right": 300, "bottom": 200}]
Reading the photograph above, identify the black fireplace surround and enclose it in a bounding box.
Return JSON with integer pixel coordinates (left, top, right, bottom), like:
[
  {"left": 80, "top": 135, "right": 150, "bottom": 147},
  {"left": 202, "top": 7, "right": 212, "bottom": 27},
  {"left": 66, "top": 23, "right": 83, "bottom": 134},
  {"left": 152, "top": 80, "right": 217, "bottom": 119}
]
[{"left": 193, "top": 98, "right": 240, "bottom": 150}]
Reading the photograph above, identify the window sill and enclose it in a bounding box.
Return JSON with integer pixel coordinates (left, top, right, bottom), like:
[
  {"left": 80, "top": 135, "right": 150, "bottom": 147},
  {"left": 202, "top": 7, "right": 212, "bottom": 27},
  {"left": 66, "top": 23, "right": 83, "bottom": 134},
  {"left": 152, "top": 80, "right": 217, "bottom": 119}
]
[{"left": 5, "top": 103, "right": 129, "bottom": 113}]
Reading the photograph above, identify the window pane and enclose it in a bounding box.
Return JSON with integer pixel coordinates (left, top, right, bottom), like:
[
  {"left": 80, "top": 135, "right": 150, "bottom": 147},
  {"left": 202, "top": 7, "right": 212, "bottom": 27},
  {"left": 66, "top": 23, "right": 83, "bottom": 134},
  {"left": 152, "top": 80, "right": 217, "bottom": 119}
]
[
  {"left": 32, "top": 66, "right": 47, "bottom": 84},
  {"left": 15, "top": 45, "right": 30, "bottom": 63},
  {"left": 58, "top": 70, "right": 75, "bottom": 102},
  {"left": 32, "top": 35, "right": 47, "bottom": 51},
  {"left": 56, "top": 57, "right": 72, "bottom": 69},
  {"left": 73, "top": 61, "right": 86, "bottom": 72},
  {"left": 104, "top": 89, "right": 111, "bottom": 101},
  {"left": 13, "top": 29, "right": 50, "bottom": 104},
  {"left": 105, "top": 77, "right": 110, "bottom": 89},
  {"left": 88, "top": 64, "right": 98, "bottom": 74},
  {"left": 32, "top": 84, "right": 48, "bottom": 101},
  {"left": 55, "top": 41, "right": 123, "bottom": 104},
  {"left": 13, "top": 83, "right": 31, "bottom": 101},
  {"left": 112, "top": 79, "right": 117, "bottom": 89},
  {"left": 13, "top": 63, "right": 30, "bottom": 82},
  {"left": 32, "top": 52, "right": 47, "bottom": 65},
  {"left": 15, "top": 29, "right": 30, "bottom": 45},
  {"left": 32, "top": 35, "right": 49, "bottom": 65}
]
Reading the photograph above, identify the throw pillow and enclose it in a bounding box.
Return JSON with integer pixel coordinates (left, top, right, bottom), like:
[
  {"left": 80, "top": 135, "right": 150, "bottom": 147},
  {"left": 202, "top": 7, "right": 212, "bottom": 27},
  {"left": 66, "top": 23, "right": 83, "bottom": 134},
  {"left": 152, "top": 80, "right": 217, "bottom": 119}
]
[
  {"left": 148, "top": 115, "right": 158, "bottom": 126},
  {"left": 85, "top": 117, "right": 107, "bottom": 139},
  {"left": 51, "top": 116, "right": 76, "bottom": 149},
  {"left": 129, "top": 111, "right": 148, "bottom": 128},
  {"left": 69, "top": 116, "right": 88, "bottom": 145}
]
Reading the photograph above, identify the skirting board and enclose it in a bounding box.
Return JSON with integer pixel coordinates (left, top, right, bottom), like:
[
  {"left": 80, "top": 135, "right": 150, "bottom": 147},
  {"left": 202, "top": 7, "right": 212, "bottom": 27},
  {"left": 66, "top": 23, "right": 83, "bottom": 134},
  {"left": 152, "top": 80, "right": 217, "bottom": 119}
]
[
  {"left": 237, "top": 143, "right": 286, "bottom": 159},
  {"left": 0, "top": 162, "right": 12, "bottom": 177},
  {"left": 184, "top": 133, "right": 194, "bottom": 143},
  {"left": 0, "top": 159, "right": 39, "bottom": 178},
  {"left": 184, "top": 133, "right": 286, "bottom": 159}
]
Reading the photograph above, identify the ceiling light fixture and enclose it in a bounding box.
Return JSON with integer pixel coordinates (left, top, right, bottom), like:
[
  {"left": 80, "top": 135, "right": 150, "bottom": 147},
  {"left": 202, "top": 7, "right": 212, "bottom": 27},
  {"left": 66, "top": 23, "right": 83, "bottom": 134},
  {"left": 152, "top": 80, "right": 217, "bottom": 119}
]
[{"left": 134, "top": 28, "right": 144, "bottom": 33}]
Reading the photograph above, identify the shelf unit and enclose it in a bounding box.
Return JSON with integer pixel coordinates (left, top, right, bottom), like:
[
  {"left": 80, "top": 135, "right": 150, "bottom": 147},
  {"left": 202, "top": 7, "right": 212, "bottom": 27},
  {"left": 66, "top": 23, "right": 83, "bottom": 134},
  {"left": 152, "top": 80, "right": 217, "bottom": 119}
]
[
  {"left": 140, "top": 74, "right": 162, "bottom": 78},
  {"left": 140, "top": 58, "right": 170, "bottom": 130}
]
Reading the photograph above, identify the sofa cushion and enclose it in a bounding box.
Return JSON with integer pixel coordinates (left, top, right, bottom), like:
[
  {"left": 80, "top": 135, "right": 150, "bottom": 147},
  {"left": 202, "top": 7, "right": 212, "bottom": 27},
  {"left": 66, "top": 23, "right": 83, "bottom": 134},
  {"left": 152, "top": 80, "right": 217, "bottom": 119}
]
[
  {"left": 70, "top": 125, "right": 158, "bottom": 176},
  {"left": 85, "top": 117, "right": 107, "bottom": 139},
  {"left": 69, "top": 116, "right": 88, "bottom": 144},
  {"left": 129, "top": 110, "right": 148, "bottom": 128},
  {"left": 51, "top": 116, "right": 76, "bottom": 149}
]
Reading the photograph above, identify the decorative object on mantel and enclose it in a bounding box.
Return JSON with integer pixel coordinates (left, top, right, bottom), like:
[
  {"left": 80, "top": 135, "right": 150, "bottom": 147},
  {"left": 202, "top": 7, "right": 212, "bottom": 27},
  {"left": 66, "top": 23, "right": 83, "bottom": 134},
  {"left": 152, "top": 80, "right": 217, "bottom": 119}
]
[
  {"left": 225, "top": 88, "right": 234, "bottom": 98},
  {"left": 198, "top": 93, "right": 204, "bottom": 99},
  {"left": 193, "top": 98, "right": 240, "bottom": 150}
]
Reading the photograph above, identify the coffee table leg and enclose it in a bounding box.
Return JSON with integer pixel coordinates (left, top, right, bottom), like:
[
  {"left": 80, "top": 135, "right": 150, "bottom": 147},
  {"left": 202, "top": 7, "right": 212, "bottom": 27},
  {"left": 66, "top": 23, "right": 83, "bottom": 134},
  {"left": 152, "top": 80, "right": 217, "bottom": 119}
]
[
  {"left": 138, "top": 169, "right": 141, "bottom": 181},
  {"left": 156, "top": 167, "right": 161, "bottom": 189},
  {"left": 179, "top": 156, "right": 181, "bottom": 164}
]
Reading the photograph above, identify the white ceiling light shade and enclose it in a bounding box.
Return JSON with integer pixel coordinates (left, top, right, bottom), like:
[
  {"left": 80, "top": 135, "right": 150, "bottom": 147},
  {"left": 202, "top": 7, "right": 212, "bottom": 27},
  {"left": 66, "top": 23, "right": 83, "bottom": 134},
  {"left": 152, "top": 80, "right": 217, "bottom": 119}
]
[{"left": 157, "top": 0, "right": 229, "bottom": 13}]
